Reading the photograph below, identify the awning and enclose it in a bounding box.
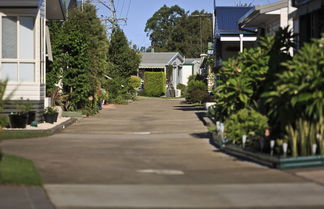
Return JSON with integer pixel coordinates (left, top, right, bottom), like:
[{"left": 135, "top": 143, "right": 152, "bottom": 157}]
[
  {"left": 139, "top": 64, "right": 165, "bottom": 69},
  {"left": 239, "top": 0, "right": 288, "bottom": 28}
]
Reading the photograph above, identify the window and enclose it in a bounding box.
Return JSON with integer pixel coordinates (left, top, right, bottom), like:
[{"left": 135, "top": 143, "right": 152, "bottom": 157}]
[
  {"left": 2, "top": 17, "right": 17, "bottom": 59},
  {"left": 1, "top": 16, "right": 35, "bottom": 82}
]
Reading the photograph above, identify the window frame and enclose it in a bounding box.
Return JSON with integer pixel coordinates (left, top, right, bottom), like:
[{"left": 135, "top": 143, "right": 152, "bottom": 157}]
[{"left": 0, "top": 14, "right": 36, "bottom": 83}]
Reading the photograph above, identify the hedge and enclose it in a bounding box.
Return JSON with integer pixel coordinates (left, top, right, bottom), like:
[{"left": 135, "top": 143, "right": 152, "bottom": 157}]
[{"left": 144, "top": 72, "right": 166, "bottom": 97}]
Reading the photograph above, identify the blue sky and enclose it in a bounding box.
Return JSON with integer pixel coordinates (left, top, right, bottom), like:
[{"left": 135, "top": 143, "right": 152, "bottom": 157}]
[{"left": 96, "top": 0, "right": 278, "bottom": 48}]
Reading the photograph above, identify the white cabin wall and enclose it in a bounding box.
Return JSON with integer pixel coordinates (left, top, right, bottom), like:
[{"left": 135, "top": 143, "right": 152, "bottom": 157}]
[{"left": 0, "top": 8, "right": 42, "bottom": 101}]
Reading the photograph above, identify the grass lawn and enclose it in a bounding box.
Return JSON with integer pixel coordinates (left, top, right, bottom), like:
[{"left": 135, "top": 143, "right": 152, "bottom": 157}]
[
  {"left": 0, "top": 131, "right": 52, "bottom": 141},
  {"left": 0, "top": 155, "right": 42, "bottom": 185}
]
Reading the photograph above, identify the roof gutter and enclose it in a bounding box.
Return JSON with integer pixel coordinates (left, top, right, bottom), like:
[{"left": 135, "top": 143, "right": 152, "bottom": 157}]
[{"left": 238, "top": 7, "right": 258, "bottom": 33}]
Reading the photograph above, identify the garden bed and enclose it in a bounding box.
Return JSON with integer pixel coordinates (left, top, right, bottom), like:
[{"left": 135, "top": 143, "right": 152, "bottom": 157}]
[
  {"left": 4, "top": 117, "right": 78, "bottom": 134},
  {"left": 211, "top": 133, "right": 324, "bottom": 169}
]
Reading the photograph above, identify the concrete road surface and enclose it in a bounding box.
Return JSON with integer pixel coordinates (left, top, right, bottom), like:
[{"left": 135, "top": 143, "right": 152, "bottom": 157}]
[{"left": 2, "top": 98, "right": 324, "bottom": 209}]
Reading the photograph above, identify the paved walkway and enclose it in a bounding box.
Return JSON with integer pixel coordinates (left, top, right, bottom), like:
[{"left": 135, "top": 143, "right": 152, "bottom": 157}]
[
  {"left": 0, "top": 186, "right": 55, "bottom": 209},
  {"left": 2, "top": 98, "right": 324, "bottom": 209}
]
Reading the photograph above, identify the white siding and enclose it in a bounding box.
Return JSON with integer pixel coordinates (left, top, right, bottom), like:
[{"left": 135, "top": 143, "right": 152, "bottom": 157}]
[
  {"left": 180, "top": 65, "right": 194, "bottom": 86},
  {"left": 0, "top": 8, "right": 42, "bottom": 102},
  {"left": 5, "top": 83, "right": 42, "bottom": 100}
]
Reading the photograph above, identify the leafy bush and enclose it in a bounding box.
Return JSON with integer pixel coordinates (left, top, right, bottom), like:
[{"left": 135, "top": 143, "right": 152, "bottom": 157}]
[
  {"left": 212, "top": 28, "right": 295, "bottom": 125},
  {"left": 263, "top": 35, "right": 324, "bottom": 127},
  {"left": 189, "top": 90, "right": 209, "bottom": 104},
  {"left": 0, "top": 80, "right": 9, "bottom": 129},
  {"left": 104, "top": 77, "right": 130, "bottom": 104},
  {"left": 186, "top": 80, "right": 207, "bottom": 102},
  {"left": 0, "top": 115, "right": 8, "bottom": 129},
  {"left": 214, "top": 76, "right": 253, "bottom": 120},
  {"left": 224, "top": 108, "right": 268, "bottom": 144},
  {"left": 144, "top": 72, "right": 166, "bottom": 97},
  {"left": 129, "top": 76, "right": 141, "bottom": 90},
  {"left": 176, "top": 83, "right": 187, "bottom": 97}
]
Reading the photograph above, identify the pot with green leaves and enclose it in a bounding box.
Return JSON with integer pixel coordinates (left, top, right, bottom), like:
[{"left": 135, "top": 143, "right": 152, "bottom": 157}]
[{"left": 43, "top": 107, "right": 58, "bottom": 124}]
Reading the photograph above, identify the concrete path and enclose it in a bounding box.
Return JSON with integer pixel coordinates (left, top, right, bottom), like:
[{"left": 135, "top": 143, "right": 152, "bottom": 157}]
[
  {"left": 2, "top": 98, "right": 324, "bottom": 209},
  {"left": 0, "top": 186, "right": 55, "bottom": 209}
]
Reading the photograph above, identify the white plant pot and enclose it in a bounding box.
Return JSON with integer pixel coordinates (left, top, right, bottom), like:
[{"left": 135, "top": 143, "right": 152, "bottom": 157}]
[
  {"left": 242, "top": 135, "right": 247, "bottom": 148},
  {"left": 270, "top": 140, "right": 275, "bottom": 150},
  {"left": 282, "top": 143, "right": 288, "bottom": 155},
  {"left": 312, "top": 144, "right": 317, "bottom": 155}
]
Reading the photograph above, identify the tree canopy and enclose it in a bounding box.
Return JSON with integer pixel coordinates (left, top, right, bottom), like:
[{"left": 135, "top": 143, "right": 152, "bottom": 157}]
[
  {"left": 108, "top": 27, "right": 141, "bottom": 78},
  {"left": 145, "top": 5, "right": 213, "bottom": 57}
]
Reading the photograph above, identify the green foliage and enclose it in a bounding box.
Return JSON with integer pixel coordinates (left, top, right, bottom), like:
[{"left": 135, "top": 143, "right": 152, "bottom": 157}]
[
  {"left": 145, "top": 5, "right": 212, "bottom": 57},
  {"left": 144, "top": 72, "right": 166, "bottom": 97},
  {"left": 108, "top": 27, "right": 141, "bottom": 78},
  {"left": 214, "top": 76, "right": 253, "bottom": 120},
  {"left": 44, "top": 107, "right": 58, "bottom": 115},
  {"left": 67, "top": 4, "right": 109, "bottom": 88},
  {"left": 224, "top": 108, "right": 268, "bottom": 144},
  {"left": 0, "top": 80, "right": 7, "bottom": 111},
  {"left": 285, "top": 118, "right": 323, "bottom": 157},
  {"left": 48, "top": 4, "right": 109, "bottom": 112},
  {"left": 187, "top": 80, "right": 207, "bottom": 93},
  {"left": 0, "top": 115, "right": 8, "bottom": 129},
  {"left": 0, "top": 80, "right": 9, "bottom": 129},
  {"left": 262, "top": 35, "right": 324, "bottom": 128},
  {"left": 129, "top": 76, "right": 141, "bottom": 89},
  {"left": 48, "top": 21, "right": 92, "bottom": 110},
  {"left": 128, "top": 76, "right": 141, "bottom": 100},
  {"left": 104, "top": 77, "right": 130, "bottom": 104},
  {"left": 190, "top": 90, "right": 209, "bottom": 104},
  {"left": 176, "top": 83, "right": 187, "bottom": 97},
  {"left": 213, "top": 27, "right": 294, "bottom": 125},
  {"left": 186, "top": 80, "right": 208, "bottom": 103},
  {"left": 0, "top": 155, "right": 42, "bottom": 185}
]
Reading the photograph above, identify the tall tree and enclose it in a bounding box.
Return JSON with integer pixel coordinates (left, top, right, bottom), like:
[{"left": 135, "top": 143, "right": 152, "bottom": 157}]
[
  {"left": 145, "top": 5, "right": 212, "bottom": 57},
  {"left": 48, "top": 21, "right": 92, "bottom": 110},
  {"left": 48, "top": 3, "right": 109, "bottom": 111},
  {"left": 67, "top": 3, "right": 109, "bottom": 87},
  {"left": 145, "top": 5, "right": 185, "bottom": 52},
  {"left": 108, "top": 27, "right": 141, "bottom": 78}
]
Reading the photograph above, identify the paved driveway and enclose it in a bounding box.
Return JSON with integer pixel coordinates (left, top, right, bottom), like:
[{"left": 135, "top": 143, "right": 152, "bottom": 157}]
[{"left": 2, "top": 98, "right": 324, "bottom": 209}]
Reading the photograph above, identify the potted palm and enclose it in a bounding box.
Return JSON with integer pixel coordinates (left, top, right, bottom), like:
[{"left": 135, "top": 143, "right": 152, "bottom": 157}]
[{"left": 43, "top": 107, "right": 58, "bottom": 124}]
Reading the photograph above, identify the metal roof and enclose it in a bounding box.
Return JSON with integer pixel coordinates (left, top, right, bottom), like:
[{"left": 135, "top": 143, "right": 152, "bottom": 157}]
[
  {"left": 215, "top": 6, "right": 255, "bottom": 35},
  {"left": 0, "top": 0, "right": 66, "bottom": 20},
  {"left": 239, "top": 0, "right": 288, "bottom": 28},
  {"left": 184, "top": 58, "right": 201, "bottom": 65},
  {"left": 140, "top": 52, "right": 184, "bottom": 69}
]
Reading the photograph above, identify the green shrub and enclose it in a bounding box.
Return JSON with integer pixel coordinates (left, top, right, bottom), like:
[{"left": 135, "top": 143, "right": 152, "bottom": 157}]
[
  {"left": 0, "top": 115, "right": 8, "bottom": 129},
  {"left": 129, "top": 75, "right": 141, "bottom": 89},
  {"left": 186, "top": 80, "right": 207, "bottom": 102},
  {"left": 176, "top": 83, "right": 187, "bottom": 97},
  {"left": 189, "top": 90, "right": 209, "bottom": 104},
  {"left": 0, "top": 80, "right": 9, "bottom": 130},
  {"left": 144, "top": 72, "right": 166, "bottom": 97},
  {"left": 224, "top": 108, "right": 268, "bottom": 145},
  {"left": 262, "top": 34, "right": 324, "bottom": 128}
]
